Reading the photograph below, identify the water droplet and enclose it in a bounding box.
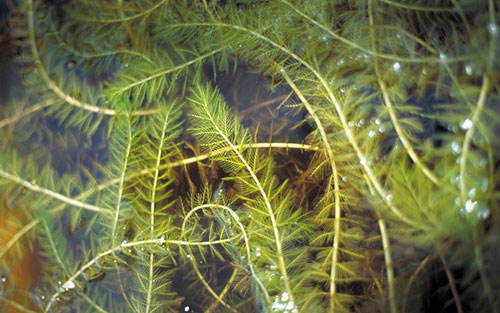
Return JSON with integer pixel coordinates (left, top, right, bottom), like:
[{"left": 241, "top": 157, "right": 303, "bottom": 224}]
[
  {"left": 184, "top": 306, "right": 190, "bottom": 312},
  {"left": 368, "top": 130, "right": 376, "bottom": 137},
  {"left": 1, "top": 276, "right": 6, "bottom": 283},
  {"left": 256, "top": 252, "right": 262, "bottom": 257},
  {"left": 340, "top": 87, "right": 346, "bottom": 93},
  {"left": 186, "top": 254, "right": 191, "bottom": 259},
  {"left": 439, "top": 52, "right": 446, "bottom": 63},
  {"left": 465, "top": 199, "right": 477, "bottom": 213},
  {"left": 159, "top": 234, "right": 165, "bottom": 245},
  {"left": 57, "top": 281, "right": 62, "bottom": 285},
  {"left": 481, "top": 178, "right": 489, "bottom": 192},
  {"left": 359, "top": 157, "right": 366, "bottom": 165},
  {"left": 121, "top": 240, "right": 128, "bottom": 246},
  {"left": 488, "top": 23, "right": 498, "bottom": 36},
  {"left": 451, "top": 141, "right": 461, "bottom": 154},
  {"left": 337, "top": 58, "right": 344, "bottom": 66},
  {"left": 379, "top": 126, "right": 386, "bottom": 133},
  {"left": 392, "top": 62, "right": 401, "bottom": 73},
  {"left": 247, "top": 214, "right": 252, "bottom": 218},
  {"left": 386, "top": 193, "right": 393, "bottom": 202},
  {"left": 62, "top": 280, "right": 75, "bottom": 290},
  {"left": 65, "top": 60, "right": 77, "bottom": 71},
  {"left": 281, "top": 292, "right": 289, "bottom": 302},
  {"left": 341, "top": 176, "right": 347, "bottom": 182},
  {"left": 465, "top": 65, "right": 472, "bottom": 76},
  {"left": 460, "top": 118, "right": 472, "bottom": 130},
  {"left": 375, "top": 118, "right": 382, "bottom": 125},
  {"left": 30, "top": 179, "right": 36, "bottom": 185}
]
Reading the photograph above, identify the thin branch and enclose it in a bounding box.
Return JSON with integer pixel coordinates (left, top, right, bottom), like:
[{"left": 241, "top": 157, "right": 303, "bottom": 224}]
[
  {"left": 0, "top": 219, "right": 39, "bottom": 260},
  {"left": 0, "top": 169, "right": 108, "bottom": 213},
  {"left": 0, "top": 99, "right": 57, "bottom": 129}
]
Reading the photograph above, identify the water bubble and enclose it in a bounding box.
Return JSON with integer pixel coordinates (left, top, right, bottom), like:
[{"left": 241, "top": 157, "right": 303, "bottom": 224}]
[
  {"left": 30, "top": 179, "right": 36, "bottom": 185},
  {"left": 488, "top": 23, "right": 498, "bottom": 36},
  {"left": 481, "top": 178, "right": 489, "bottom": 192},
  {"left": 465, "top": 199, "right": 477, "bottom": 213},
  {"left": 451, "top": 141, "right": 461, "bottom": 154},
  {"left": 464, "top": 65, "right": 472, "bottom": 76},
  {"left": 368, "top": 130, "right": 376, "bottom": 138},
  {"left": 186, "top": 254, "right": 191, "bottom": 259},
  {"left": 121, "top": 240, "right": 128, "bottom": 246},
  {"left": 159, "top": 234, "right": 166, "bottom": 245},
  {"left": 62, "top": 280, "right": 75, "bottom": 290},
  {"left": 386, "top": 193, "right": 393, "bottom": 202},
  {"left": 379, "top": 126, "right": 386, "bottom": 133},
  {"left": 1, "top": 276, "right": 6, "bottom": 283},
  {"left": 337, "top": 58, "right": 344, "bottom": 66},
  {"left": 439, "top": 52, "right": 446, "bottom": 63},
  {"left": 281, "top": 292, "right": 289, "bottom": 302},
  {"left": 392, "top": 62, "right": 401, "bottom": 73},
  {"left": 375, "top": 118, "right": 382, "bottom": 125},
  {"left": 460, "top": 118, "right": 472, "bottom": 130},
  {"left": 65, "top": 60, "right": 77, "bottom": 71},
  {"left": 359, "top": 157, "right": 366, "bottom": 165},
  {"left": 340, "top": 87, "right": 346, "bottom": 93},
  {"left": 342, "top": 176, "right": 347, "bottom": 182},
  {"left": 468, "top": 188, "right": 476, "bottom": 198},
  {"left": 184, "top": 306, "right": 190, "bottom": 312}
]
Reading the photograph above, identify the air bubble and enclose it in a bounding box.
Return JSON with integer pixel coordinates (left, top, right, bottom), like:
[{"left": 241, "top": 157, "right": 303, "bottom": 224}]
[
  {"left": 359, "top": 157, "right": 366, "bottom": 165},
  {"left": 1, "top": 276, "right": 6, "bottom": 283},
  {"left": 281, "top": 292, "right": 289, "bottom": 302},
  {"left": 62, "top": 280, "right": 75, "bottom": 290},
  {"left": 488, "top": 23, "right": 498, "bottom": 36},
  {"left": 159, "top": 234, "right": 166, "bottom": 245},
  {"left": 65, "top": 60, "right": 77, "bottom": 71},
  {"left": 439, "top": 52, "right": 446, "bottom": 63},
  {"left": 392, "top": 62, "right": 401, "bottom": 73},
  {"left": 465, "top": 65, "right": 472, "bottom": 76},
  {"left": 386, "top": 193, "right": 393, "bottom": 202},
  {"left": 368, "top": 130, "right": 376, "bottom": 137},
  {"left": 375, "top": 118, "right": 382, "bottom": 125},
  {"left": 378, "top": 126, "right": 386, "bottom": 133},
  {"left": 460, "top": 118, "right": 472, "bottom": 130},
  {"left": 184, "top": 306, "right": 190, "bottom": 312},
  {"left": 451, "top": 141, "right": 461, "bottom": 154},
  {"left": 342, "top": 176, "right": 347, "bottom": 182},
  {"left": 465, "top": 199, "right": 477, "bottom": 213}
]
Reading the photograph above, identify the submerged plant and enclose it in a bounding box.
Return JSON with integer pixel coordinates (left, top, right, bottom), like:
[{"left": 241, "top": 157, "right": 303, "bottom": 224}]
[{"left": 0, "top": 0, "right": 499, "bottom": 312}]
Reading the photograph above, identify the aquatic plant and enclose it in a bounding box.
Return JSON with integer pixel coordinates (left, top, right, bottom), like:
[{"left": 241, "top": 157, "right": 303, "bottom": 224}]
[{"left": 0, "top": 0, "right": 499, "bottom": 312}]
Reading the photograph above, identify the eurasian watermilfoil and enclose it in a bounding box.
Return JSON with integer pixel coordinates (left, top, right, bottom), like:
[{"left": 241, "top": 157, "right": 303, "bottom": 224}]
[{"left": 0, "top": 0, "right": 499, "bottom": 312}]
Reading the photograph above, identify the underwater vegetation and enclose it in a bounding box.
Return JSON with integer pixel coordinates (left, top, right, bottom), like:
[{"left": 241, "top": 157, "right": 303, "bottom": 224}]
[{"left": 0, "top": 0, "right": 499, "bottom": 312}]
